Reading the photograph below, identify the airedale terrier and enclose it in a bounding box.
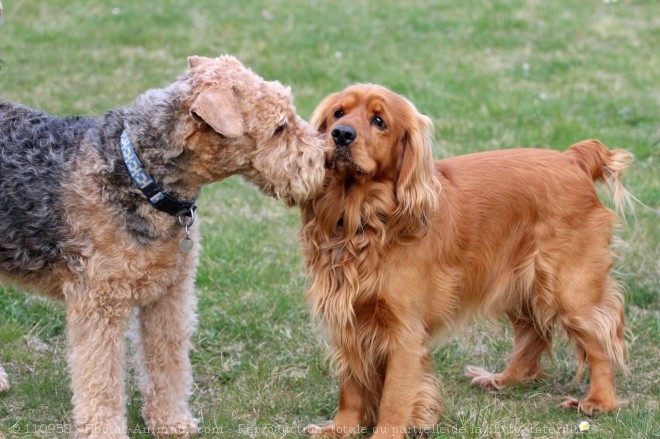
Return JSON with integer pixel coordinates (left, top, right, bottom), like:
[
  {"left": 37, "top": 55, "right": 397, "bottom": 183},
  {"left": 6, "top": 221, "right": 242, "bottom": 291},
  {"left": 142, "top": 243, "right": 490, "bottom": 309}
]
[{"left": 0, "top": 55, "right": 325, "bottom": 438}]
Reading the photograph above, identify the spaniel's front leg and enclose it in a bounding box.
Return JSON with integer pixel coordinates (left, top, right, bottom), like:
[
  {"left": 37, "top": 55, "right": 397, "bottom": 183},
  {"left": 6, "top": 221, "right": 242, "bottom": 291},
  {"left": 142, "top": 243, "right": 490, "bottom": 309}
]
[
  {"left": 305, "top": 373, "right": 369, "bottom": 437},
  {"left": 372, "top": 332, "right": 440, "bottom": 439}
]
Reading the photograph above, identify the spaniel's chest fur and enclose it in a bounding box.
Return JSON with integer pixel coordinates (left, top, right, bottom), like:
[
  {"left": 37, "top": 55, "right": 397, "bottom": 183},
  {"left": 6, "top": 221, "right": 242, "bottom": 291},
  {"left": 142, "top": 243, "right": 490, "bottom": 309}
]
[{"left": 303, "top": 180, "right": 401, "bottom": 326}]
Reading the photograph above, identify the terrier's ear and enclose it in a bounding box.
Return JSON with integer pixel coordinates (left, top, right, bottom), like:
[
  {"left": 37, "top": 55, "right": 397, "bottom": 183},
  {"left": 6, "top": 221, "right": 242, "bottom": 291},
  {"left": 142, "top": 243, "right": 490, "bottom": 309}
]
[
  {"left": 187, "top": 55, "right": 212, "bottom": 69},
  {"left": 190, "top": 87, "right": 244, "bottom": 139}
]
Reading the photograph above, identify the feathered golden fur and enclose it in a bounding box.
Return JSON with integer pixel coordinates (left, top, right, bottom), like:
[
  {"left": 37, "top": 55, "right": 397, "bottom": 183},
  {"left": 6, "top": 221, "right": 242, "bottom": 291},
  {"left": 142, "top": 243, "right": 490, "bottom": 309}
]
[{"left": 302, "top": 84, "right": 631, "bottom": 438}]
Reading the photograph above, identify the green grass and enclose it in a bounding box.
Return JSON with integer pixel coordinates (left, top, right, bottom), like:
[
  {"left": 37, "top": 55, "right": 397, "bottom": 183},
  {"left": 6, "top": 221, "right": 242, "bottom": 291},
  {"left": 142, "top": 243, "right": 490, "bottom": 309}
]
[{"left": 1, "top": 0, "right": 658, "bottom": 437}]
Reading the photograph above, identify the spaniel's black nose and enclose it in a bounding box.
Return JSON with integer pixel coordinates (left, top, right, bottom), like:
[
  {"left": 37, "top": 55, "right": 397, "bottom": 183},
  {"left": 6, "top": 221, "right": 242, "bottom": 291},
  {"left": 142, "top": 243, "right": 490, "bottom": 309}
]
[{"left": 331, "top": 125, "right": 356, "bottom": 147}]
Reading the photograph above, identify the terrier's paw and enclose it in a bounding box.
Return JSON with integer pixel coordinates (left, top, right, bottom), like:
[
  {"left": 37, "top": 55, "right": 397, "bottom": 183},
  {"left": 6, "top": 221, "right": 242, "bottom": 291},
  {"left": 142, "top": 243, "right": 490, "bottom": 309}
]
[
  {"left": 465, "top": 366, "right": 503, "bottom": 392},
  {"left": 83, "top": 434, "right": 129, "bottom": 439},
  {"left": 0, "top": 366, "right": 9, "bottom": 392},
  {"left": 75, "top": 424, "right": 129, "bottom": 439},
  {"left": 149, "top": 417, "right": 199, "bottom": 438}
]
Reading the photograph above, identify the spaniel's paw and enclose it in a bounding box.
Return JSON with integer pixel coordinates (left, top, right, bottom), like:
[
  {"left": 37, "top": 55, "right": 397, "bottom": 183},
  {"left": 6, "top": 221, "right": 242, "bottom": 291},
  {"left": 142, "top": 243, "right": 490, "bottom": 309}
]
[{"left": 465, "top": 366, "right": 504, "bottom": 392}]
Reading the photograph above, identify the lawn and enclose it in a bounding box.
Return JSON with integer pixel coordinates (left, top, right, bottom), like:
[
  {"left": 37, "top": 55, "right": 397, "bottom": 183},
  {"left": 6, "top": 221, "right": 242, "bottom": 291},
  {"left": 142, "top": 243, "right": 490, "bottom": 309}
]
[{"left": 0, "top": 0, "right": 658, "bottom": 438}]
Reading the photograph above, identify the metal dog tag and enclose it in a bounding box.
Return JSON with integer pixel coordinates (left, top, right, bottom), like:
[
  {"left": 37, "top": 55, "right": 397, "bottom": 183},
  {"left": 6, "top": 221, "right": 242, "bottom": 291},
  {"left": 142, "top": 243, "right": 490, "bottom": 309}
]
[
  {"left": 177, "top": 209, "right": 196, "bottom": 253},
  {"left": 179, "top": 237, "right": 194, "bottom": 253}
]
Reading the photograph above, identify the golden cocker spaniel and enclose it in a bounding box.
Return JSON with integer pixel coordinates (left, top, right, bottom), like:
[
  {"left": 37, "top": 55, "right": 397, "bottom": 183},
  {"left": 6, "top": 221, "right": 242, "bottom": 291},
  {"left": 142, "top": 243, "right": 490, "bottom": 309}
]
[{"left": 302, "top": 84, "right": 631, "bottom": 438}]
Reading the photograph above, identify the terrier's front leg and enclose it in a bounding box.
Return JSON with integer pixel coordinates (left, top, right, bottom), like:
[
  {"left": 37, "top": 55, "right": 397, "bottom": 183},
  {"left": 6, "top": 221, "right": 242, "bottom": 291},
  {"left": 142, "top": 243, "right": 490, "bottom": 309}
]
[
  {"left": 134, "top": 275, "right": 198, "bottom": 438},
  {"left": 66, "top": 295, "right": 131, "bottom": 439}
]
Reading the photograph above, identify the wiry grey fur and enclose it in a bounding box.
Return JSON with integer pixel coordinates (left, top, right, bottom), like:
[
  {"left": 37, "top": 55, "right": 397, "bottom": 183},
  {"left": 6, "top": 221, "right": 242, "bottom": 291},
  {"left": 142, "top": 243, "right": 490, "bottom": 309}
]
[
  {"left": 0, "top": 101, "right": 97, "bottom": 274},
  {"left": 0, "top": 82, "right": 195, "bottom": 275}
]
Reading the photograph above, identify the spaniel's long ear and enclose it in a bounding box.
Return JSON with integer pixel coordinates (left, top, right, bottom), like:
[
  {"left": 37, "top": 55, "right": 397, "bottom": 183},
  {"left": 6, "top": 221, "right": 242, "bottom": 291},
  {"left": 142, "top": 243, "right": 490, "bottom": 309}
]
[
  {"left": 310, "top": 92, "right": 338, "bottom": 134},
  {"left": 190, "top": 87, "right": 244, "bottom": 138},
  {"left": 391, "top": 109, "right": 440, "bottom": 238}
]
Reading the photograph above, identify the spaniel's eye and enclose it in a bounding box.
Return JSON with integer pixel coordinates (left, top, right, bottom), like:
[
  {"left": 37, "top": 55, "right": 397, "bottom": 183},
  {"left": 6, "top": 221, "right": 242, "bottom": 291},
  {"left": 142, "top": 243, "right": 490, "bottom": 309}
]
[
  {"left": 333, "top": 109, "right": 344, "bottom": 119},
  {"left": 372, "top": 115, "right": 387, "bottom": 130},
  {"left": 273, "top": 124, "right": 286, "bottom": 136}
]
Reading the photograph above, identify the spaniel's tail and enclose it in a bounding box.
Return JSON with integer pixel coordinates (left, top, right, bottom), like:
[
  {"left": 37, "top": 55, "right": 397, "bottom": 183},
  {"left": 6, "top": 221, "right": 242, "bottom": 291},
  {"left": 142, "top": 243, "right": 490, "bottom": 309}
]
[{"left": 565, "top": 139, "right": 635, "bottom": 216}]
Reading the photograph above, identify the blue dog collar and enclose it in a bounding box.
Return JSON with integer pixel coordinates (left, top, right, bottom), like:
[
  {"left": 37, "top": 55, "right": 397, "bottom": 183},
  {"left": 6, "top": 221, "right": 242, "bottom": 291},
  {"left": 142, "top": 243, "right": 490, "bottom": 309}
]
[{"left": 120, "top": 130, "right": 196, "bottom": 217}]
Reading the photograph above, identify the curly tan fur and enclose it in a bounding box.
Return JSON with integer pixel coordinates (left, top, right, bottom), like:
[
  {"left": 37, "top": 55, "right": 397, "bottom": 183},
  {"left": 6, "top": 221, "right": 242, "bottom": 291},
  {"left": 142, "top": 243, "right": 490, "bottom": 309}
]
[
  {"left": 0, "top": 55, "right": 325, "bottom": 438},
  {"left": 302, "top": 84, "right": 630, "bottom": 438}
]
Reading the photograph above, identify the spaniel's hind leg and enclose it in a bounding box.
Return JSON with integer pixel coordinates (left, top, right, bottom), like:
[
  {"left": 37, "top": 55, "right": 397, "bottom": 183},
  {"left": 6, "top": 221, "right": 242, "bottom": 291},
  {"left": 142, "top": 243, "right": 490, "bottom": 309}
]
[
  {"left": 0, "top": 364, "right": 8, "bottom": 391},
  {"left": 558, "top": 276, "right": 627, "bottom": 415},
  {"left": 467, "top": 312, "right": 550, "bottom": 392}
]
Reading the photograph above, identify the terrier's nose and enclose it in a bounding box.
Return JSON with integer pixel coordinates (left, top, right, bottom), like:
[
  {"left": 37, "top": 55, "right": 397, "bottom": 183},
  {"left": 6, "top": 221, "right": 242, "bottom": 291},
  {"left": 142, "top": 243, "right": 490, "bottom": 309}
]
[{"left": 331, "top": 125, "right": 356, "bottom": 147}]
